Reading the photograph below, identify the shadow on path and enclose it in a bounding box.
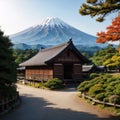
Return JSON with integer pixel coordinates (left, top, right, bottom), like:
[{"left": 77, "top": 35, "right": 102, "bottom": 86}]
[{"left": 0, "top": 94, "right": 119, "bottom": 120}]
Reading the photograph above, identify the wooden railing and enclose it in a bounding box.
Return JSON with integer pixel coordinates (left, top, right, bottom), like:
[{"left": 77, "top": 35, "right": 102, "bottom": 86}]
[
  {"left": 81, "top": 93, "right": 120, "bottom": 108},
  {"left": 0, "top": 94, "right": 19, "bottom": 115}
]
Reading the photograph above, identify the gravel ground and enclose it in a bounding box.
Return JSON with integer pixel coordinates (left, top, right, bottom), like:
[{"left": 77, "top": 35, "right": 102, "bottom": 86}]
[{"left": 0, "top": 84, "right": 119, "bottom": 120}]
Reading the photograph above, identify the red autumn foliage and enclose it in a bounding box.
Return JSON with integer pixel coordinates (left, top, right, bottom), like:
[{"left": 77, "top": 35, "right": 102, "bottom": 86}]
[{"left": 96, "top": 15, "right": 120, "bottom": 44}]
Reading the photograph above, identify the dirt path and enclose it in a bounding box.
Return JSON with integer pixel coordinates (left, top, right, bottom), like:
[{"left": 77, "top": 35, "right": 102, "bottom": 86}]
[{"left": 0, "top": 84, "right": 117, "bottom": 120}]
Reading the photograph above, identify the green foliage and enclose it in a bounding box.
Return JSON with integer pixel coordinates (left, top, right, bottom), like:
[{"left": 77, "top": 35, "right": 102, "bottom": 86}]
[
  {"left": 77, "top": 81, "right": 91, "bottom": 92},
  {"left": 0, "top": 30, "right": 17, "bottom": 85},
  {"left": 44, "top": 78, "right": 64, "bottom": 90},
  {"left": 105, "top": 85, "right": 115, "bottom": 92},
  {"left": 103, "top": 97, "right": 109, "bottom": 102},
  {"left": 79, "top": 0, "right": 120, "bottom": 22},
  {"left": 34, "top": 83, "right": 42, "bottom": 88},
  {"left": 114, "top": 83, "right": 120, "bottom": 95},
  {"left": 109, "top": 95, "right": 120, "bottom": 104},
  {"left": 77, "top": 74, "right": 120, "bottom": 104},
  {"left": 90, "top": 73, "right": 100, "bottom": 79},
  {"left": 103, "top": 55, "right": 120, "bottom": 69},
  {"left": 13, "top": 49, "right": 38, "bottom": 65},
  {"left": 88, "top": 84, "right": 104, "bottom": 97},
  {"left": 25, "top": 82, "right": 44, "bottom": 88},
  {"left": 95, "top": 93, "right": 105, "bottom": 101},
  {"left": 78, "top": 46, "right": 101, "bottom": 57},
  {"left": 92, "top": 45, "right": 117, "bottom": 66}
]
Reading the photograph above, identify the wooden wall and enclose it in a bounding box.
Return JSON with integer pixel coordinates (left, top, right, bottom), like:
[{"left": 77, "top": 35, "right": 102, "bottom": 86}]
[
  {"left": 25, "top": 66, "right": 53, "bottom": 82},
  {"left": 24, "top": 48, "right": 85, "bottom": 83},
  {"left": 73, "top": 64, "right": 83, "bottom": 81},
  {"left": 56, "top": 49, "right": 81, "bottom": 63},
  {"left": 53, "top": 63, "right": 83, "bottom": 82},
  {"left": 53, "top": 64, "right": 64, "bottom": 80}
]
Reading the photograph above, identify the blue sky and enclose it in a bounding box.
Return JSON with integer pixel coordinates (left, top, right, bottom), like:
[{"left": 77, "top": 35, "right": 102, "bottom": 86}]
[{"left": 0, "top": 0, "right": 117, "bottom": 36}]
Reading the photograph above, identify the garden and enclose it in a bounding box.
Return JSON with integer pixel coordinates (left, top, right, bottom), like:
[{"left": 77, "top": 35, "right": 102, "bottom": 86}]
[
  {"left": 77, "top": 73, "right": 120, "bottom": 114},
  {"left": 78, "top": 73, "right": 120, "bottom": 104}
]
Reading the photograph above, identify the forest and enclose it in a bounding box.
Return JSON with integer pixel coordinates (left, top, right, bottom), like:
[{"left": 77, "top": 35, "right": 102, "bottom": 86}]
[{"left": 13, "top": 49, "right": 38, "bottom": 66}]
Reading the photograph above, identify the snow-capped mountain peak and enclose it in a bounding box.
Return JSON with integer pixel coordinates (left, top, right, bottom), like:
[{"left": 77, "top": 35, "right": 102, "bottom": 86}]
[
  {"left": 40, "top": 17, "right": 69, "bottom": 28},
  {"left": 10, "top": 17, "right": 107, "bottom": 48}
]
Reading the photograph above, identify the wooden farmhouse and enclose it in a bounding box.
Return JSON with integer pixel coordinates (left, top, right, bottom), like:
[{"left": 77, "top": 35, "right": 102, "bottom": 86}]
[{"left": 19, "top": 39, "right": 90, "bottom": 84}]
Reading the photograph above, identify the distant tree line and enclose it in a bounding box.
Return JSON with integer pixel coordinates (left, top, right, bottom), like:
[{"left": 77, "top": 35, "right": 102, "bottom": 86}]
[
  {"left": 92, "top": 44, "right": 117, "bottom": 65},
  {"left": 13, "top": 49, "right": 38, "bottom": 66},
  {"left": 13, "top": 44, "right": 119, "bottom": 70},
  {"left": 13, "top": 49, "right": 91, "bottom": 66}
]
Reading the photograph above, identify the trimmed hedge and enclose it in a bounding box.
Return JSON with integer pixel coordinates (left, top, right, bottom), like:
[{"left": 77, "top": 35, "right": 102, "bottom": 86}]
[
  {"left": 109, "top": 95, "right": 120, "bottom": 104},
  {"left": 77, "top": 73, "right": 120, "bottom": 104},
  {"left": 44, "top": 78, "right": 64, "bottom": 90}
]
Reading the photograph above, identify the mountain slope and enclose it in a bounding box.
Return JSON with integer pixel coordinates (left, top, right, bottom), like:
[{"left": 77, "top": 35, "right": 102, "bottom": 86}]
[{"left": 10, "top": 17, "right": 107, "bottom": 47}]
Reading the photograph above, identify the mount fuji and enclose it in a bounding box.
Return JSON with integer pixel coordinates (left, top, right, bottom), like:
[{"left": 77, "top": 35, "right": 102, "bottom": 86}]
[{"left": 10, "top": 17, "right": 107, "bottom": 50}]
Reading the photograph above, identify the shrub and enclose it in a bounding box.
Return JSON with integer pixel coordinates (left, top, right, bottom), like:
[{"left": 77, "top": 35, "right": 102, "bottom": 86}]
[
  {"left": 77, "top": 81, "right": 90, "bottom": 92},
  {"left": 88, "top": 84, "right": 104, "bottom": 97},
  {"left": 102, "top": 74, "right": 112, "bottom": 78},
  {"left": 103, "top": 97, "right": 109, "bottom": 102},
  {"left": 90, "top": 73, "right": 100, "bottom": 79},
  {"left": 34, "top": 83, "right": 43, "bottom": 88},
  {"left": 109, "top": 80, "right": 120, "bottom": 86},
  {"left": 109, "top": 95, "right": 120, "bottom": 104},
  {"left": 105, "top": 85, "right": 115, "bottom": 92},
  {"left": 95, "top": 93, "right": 105, "bottom": 101},
  {"left": 44, "top": 78, "right": 64, "bottom": 90},
  {"left": 77, "top": 73, "right": 120, "bottom": 105},
  {"left": 105, "top": 91, "right": 113, "bottom": 97},
  {"left": 114, "top": 84, "right": 120, "bottom": 95},
  {"left": 106, "top": 77, "right": 116, "bottom": 83}
]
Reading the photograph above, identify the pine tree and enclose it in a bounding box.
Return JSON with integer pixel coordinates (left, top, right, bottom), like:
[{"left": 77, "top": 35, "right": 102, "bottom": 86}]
[
  {"left": 79, "top": 0, "right": 120, "bottom": 22},
  {"left": 0, "top": 30, "right": 16, "bottom": 85}
]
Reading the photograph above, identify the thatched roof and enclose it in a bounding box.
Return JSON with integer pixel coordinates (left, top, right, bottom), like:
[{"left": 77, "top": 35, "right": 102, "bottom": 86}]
[{"left": 19, "top": 39, "right": 90, "bottom": 66}]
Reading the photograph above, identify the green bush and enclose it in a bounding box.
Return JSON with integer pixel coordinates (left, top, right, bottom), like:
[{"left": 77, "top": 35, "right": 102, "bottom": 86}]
[
  {"left": 95, "top": 93, "right": 105, "bottom": 101},
  {"left": 114, "top": 84, "right": 120, "bottom": 95},
  {"left": 77, "top": 74, "right": 120, "bottom": 105},
  {"left": 109, "top": 80, "right": 120, "bottom": 86},
  {"left": 88, "top": 84, "right": 104, "bottom": 97},
  {"left": 90, "top": 73, "right": 100, "bottom": 79},
  {"left": 105, "top": 85, "right": 115, "bottom": 92},
  {"left": 103, "top": 97, "right": 109, "bottom": 102},
  {"left": 109, "top": 95, "right": 120, "bottom": 104},
  {"left": 105, "top": 92, "right": 113, "bottom": 97},
  {"left": 44, "top": 78, "right": 64, "bottom": 90},
  {"left": 77, "top": 81, "right": 90, "bottom": 92},
  {"left": 34, "top": 83, "right": 43, "bottom": 88},
  {"left": 101, "top": 74, "right": 112, "bottom": 78}
]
